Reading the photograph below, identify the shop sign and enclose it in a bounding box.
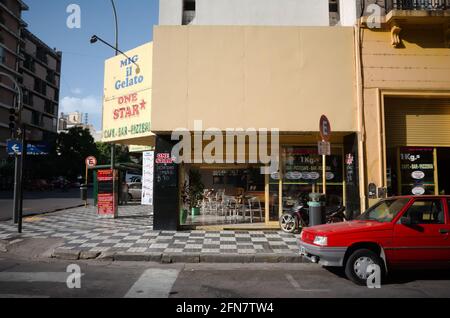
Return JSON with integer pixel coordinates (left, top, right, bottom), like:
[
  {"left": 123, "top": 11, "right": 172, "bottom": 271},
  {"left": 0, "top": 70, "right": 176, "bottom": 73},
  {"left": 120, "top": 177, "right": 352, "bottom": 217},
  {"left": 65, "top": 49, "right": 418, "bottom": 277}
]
[
  {"left": 155, "top": 153, "right": 177, "bottom": 187},
  {"left": 102, "top": 42, "right": 153, "bottom": 143},
  {"left": 400, "top": 147, "right": 435, "bottom": 195},
  {"left": 97, "top": 169, "right": 118, "bottom": 218},
  {"left": 141, "top": 151, "right": 154, "bottom": 206},
  {"left": 278, "top": 147, "right": 342, "bottom": 183},
  {"left": 318, "top": 141, "right": 331, "bottom": 156}
]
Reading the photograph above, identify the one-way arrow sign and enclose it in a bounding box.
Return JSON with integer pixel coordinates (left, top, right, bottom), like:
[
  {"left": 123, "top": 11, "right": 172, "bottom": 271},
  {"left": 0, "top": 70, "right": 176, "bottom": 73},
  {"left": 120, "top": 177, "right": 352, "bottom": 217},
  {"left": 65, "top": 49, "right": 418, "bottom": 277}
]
[
  {"left": 7, "top": 140, "right": 50, "bottom": 156},
  {"left": 7, "top": 140, "right": 22, "bottom": 155}
]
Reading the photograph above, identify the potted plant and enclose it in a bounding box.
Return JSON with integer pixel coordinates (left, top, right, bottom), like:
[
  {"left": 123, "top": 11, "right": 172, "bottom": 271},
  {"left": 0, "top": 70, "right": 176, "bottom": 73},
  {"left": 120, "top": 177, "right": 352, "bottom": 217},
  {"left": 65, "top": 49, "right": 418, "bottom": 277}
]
[
  {"left": 189, "top": 169, "right": 204, "bottom": 217},
  {"left": 180, "top": 181, "right": 190, "bottom": 225}
]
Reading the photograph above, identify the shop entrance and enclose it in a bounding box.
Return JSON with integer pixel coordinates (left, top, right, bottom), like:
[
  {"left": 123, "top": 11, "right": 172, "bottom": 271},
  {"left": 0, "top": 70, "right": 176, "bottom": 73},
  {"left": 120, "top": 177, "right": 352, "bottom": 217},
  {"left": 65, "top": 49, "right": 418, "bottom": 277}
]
[
  {"left": 384, "top": 96, "right": 450, "bottom": 196},
  {"left": 437, "top": 148, "right": 450, "bottom": 195},
  {"left": 269, "top": 146, "right": 345, "bottom": 223},
  {"left": 181, "top": 165, "right": 266, "bottom": 226}
]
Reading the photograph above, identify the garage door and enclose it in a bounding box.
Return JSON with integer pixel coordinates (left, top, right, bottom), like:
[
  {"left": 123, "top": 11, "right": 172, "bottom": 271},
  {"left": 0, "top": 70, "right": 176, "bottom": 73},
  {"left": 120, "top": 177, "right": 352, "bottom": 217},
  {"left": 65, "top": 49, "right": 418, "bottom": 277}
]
[{"left": 385, "top": 97, "right": 450, "bottom": 148}]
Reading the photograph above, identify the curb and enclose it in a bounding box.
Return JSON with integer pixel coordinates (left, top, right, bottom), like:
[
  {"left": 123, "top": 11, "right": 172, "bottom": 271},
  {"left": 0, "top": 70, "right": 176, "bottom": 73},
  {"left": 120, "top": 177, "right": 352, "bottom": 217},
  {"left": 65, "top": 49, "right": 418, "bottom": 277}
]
[
  {"left": 0, "top": 240, "right": 8, "bottom": 253},
  {"left": 25, "top": 204, "right": 87, "bottom": 218},
  {"left": 52, "top": 248, "right": 305, "bottom": 264}
]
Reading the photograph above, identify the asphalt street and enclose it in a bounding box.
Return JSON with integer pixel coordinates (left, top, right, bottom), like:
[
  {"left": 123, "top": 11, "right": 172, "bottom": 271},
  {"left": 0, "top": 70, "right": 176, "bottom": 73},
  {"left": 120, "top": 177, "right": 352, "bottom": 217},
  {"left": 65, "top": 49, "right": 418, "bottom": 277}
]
[
  {"left": 0, "top": 189, "right": 93, "bottom": 221},
  {"left": 1, "top": 255, "right": 450, "bottom": 298}
]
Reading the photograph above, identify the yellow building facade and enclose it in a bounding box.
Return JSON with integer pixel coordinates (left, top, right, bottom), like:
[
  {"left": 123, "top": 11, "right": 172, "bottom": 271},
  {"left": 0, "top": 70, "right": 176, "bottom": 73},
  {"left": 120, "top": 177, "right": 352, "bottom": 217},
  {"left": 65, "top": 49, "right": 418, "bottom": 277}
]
[{"left": 359, "top": 11, "right": 450, "bottom": 207}]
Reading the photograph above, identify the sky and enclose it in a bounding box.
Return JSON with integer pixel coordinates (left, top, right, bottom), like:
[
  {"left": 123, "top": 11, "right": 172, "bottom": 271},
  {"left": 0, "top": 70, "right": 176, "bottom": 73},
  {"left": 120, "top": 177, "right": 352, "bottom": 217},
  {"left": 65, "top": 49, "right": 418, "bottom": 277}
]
[{"left": 23, "top": 0, "right": 159, "bottom": 130}]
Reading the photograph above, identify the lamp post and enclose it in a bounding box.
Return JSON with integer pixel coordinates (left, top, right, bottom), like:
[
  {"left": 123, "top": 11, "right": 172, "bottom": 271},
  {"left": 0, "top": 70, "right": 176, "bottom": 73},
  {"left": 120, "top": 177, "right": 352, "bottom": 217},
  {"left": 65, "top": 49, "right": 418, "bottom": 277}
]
[{"left": 1, "top": 71, "right": 24, "bottom": 231}]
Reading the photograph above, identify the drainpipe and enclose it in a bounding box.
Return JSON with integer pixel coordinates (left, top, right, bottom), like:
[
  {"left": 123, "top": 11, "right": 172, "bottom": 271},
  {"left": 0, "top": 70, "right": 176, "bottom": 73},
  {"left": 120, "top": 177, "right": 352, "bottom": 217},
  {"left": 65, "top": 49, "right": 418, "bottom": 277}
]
[{"left": 354, "top": 20, "right": 367, "bottom": 212}]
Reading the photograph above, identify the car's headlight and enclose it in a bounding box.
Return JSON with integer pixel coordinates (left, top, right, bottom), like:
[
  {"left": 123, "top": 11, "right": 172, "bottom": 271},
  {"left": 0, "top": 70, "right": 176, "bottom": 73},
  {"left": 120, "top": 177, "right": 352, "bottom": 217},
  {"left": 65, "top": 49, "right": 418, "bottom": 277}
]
[{"left": 313, "top": 236, "right": 328, "bottom": 246}]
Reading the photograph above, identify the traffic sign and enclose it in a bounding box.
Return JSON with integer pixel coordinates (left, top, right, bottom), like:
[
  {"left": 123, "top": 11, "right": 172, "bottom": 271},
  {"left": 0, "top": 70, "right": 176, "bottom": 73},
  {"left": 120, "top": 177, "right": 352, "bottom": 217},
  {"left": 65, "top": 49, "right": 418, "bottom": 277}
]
[
  {"left": 319, "top": 115, "right": 332, "bottom": 142},
  {"left": 7, "top": 140, "right": 49, "bottom": 156},
  {"left": 318, "top": 141, "right": 331, "bottom": 156},
  {"left": 85, "top": 156, "right": 97, "bottom": 168},
  {"left": 7, "top": 140, "right": 21, "bottom": 155}
]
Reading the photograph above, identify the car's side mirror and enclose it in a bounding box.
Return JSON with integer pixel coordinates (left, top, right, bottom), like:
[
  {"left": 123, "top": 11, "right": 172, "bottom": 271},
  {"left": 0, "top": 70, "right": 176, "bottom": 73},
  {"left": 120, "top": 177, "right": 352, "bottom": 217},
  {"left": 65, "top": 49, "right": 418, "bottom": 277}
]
[{"left": 400, "top": 217, "right": 412, "bottom": 226}]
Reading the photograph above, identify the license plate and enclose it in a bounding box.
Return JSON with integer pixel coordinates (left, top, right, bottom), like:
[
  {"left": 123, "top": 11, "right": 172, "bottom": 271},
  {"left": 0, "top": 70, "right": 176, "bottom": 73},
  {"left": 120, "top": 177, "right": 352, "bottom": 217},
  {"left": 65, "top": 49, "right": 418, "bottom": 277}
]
[{"left": 300, "top": 246, "right": 306, "bottom": 255}]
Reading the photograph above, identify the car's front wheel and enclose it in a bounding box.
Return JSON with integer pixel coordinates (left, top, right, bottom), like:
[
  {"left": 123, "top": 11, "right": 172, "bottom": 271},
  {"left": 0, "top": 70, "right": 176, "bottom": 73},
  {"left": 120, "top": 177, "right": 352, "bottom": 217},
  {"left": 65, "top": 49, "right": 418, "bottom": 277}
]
[{"left": 344, "top": 249, "right": 384, "bottom": 286}]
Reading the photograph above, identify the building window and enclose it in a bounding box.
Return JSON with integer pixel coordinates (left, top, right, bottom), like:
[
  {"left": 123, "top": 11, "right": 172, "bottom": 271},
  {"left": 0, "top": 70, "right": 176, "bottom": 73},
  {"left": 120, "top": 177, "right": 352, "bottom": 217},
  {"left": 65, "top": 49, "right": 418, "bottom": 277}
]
[
  {"left": 31, "top": 110, "right": 41, "bottom": 126},
  {"left": 34, "top": 78, "right": 47, "bottom": 95},
  {"left": 0, "top": 46, "right": 6, "bottom": 64},
  {"left": 44, "top": 100, "right": 54, "bottom": 115},
  {"left": 0, "top": 12, "right": 5, "bottom": 25},
  {"left": 46, "top": 70, "right": 55, "bottom": 84},
  {"left": 36, "top": 46, "right": 48, "bottom": 64},
  {"left": 182, "top": 0, "right": 196, "bottom": 25}
]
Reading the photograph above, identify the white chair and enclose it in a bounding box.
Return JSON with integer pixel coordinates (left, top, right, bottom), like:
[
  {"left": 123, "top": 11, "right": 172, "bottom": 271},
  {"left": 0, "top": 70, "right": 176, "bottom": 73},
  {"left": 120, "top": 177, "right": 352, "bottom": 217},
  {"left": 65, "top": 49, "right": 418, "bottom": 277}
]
[
  {"left": 222, "top": 194, "right": 240, "bottom": 223},
  {"left": 243, "top": 197, "right": 263, "bottom": 223}
]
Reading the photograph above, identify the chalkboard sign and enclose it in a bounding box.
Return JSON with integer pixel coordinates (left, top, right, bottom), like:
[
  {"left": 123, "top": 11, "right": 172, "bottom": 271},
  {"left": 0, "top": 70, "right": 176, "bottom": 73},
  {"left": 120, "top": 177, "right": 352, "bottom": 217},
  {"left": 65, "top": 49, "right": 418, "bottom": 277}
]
[{"left": 155, "top": 153, "right": 177, "bottom": 187}]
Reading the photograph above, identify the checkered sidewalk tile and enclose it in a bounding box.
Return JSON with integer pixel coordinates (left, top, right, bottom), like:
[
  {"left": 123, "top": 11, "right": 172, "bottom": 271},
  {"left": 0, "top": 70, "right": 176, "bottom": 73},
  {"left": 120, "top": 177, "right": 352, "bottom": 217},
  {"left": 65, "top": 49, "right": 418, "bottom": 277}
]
[{"left": 0, "top": 205, "right": 300, "bottom": 255}]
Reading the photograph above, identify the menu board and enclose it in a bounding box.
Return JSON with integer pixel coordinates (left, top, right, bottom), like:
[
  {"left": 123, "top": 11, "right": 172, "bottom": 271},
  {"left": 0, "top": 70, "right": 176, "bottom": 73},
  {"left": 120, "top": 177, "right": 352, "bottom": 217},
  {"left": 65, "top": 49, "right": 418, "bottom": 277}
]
[
  {"left": 155, "top": 153, "right": 177, "bottom": 187},
  {"left": 273, "top": 147, "right": 342, "bottom": 183},
  {"left": 400, "top": 147, "right": 435, "bottom": 195},
  {"left": 141, "top": 151, "right": 154, "bottom": 205},
  {"left": 97, "top": 169, "right": 118, "bottom": 218}
]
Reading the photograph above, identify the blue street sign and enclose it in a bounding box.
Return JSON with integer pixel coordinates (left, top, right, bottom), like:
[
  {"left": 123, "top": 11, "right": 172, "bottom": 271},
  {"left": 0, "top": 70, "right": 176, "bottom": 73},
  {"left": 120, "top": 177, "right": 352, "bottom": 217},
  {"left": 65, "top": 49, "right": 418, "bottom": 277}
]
[
  {"left": 7, "top": 140, "right": 50, "bottom": 156},
  {"left": 7, "top": 140, "right": 21, "bottom": 155}
]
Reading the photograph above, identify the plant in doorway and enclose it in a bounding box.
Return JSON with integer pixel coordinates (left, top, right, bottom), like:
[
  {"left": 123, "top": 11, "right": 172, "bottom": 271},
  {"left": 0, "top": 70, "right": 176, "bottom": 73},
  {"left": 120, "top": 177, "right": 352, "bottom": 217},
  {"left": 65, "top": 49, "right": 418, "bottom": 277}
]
[
  {"left": 180, "top": 181, "right": 190, "bottom": 225},
  {"left": 189, "top": 169, "right": 204, "bottom": 217}
]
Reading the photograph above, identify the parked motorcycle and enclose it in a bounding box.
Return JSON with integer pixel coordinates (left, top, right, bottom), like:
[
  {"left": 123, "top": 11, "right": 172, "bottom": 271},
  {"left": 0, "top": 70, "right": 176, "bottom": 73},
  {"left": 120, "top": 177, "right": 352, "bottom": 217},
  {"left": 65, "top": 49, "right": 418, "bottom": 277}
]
[{"left": 279, "top": 194, "right": 347, "bottom": 233}]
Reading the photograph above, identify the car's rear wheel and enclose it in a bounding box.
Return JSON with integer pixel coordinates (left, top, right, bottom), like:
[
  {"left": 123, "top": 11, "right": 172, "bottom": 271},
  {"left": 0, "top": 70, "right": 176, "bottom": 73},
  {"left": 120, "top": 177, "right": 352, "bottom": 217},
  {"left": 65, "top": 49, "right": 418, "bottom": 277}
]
[{"left": 344, "top": 249, "right": 384, "bottom": 286}]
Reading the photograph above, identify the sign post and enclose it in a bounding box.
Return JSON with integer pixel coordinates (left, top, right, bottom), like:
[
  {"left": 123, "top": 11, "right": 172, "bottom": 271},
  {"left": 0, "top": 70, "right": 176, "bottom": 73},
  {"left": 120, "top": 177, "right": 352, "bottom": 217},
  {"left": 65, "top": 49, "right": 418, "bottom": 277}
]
[
  {"left": 85, "top": 156, "right": 97, "bottom": 207},
  {"left": 319, "top": 115, "right": 332, "bottom": 195}
]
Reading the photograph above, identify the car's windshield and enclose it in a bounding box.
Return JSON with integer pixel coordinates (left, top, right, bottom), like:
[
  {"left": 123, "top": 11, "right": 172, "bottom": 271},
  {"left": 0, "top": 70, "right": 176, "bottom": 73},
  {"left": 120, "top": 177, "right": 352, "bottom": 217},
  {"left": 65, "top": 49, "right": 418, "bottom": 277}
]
[{"left": 357, "top": 198, "right": 410, "bottom": 223}]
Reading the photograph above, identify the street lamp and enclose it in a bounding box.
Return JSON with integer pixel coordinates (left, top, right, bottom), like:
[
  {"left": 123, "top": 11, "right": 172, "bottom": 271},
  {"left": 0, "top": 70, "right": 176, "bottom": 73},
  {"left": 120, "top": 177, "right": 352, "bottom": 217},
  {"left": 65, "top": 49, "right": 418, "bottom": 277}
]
[{"left": 90, "top": 35, "right": 140, "bottom": 73}]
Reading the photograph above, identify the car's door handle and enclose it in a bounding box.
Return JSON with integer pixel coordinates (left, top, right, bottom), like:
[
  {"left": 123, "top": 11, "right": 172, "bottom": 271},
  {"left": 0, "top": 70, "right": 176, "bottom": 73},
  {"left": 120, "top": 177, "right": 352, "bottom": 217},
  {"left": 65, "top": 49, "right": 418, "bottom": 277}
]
[{"left": 439, "top": 229, "right": 450, "bottom": 234}]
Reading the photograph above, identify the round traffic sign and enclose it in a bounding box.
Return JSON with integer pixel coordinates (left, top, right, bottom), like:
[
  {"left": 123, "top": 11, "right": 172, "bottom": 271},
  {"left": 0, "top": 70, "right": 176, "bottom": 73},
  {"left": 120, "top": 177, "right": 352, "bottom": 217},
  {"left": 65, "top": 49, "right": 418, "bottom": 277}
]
[
  {"left": 319, "top": 115, "right": 332, "bottom": 142},
  {"left": 85, "top": 156, "right": 97, "bottom": 168}
]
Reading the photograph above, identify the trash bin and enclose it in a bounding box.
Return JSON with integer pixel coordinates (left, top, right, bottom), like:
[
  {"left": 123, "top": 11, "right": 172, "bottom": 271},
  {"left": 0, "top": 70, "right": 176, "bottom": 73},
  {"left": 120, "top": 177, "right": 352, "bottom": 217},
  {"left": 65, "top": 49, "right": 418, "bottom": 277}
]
[
  {"left": 80, "top": 184, "right": 88, "bottom": 201},
  {"left": 308, "top": 193, "right": 326, "bottom": 226}
]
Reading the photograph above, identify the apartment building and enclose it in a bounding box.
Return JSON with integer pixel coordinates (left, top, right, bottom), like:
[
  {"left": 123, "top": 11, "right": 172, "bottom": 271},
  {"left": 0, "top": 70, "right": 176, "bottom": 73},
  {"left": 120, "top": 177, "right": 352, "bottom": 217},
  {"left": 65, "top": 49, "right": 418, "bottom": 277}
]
[
  {"left": 0, "top": 0, "right": 28, "bottom": 159},
  {"left": 358, "top": 0, "right": 450, "bottom": 203},
  {"left": 19, "top": 28, "right": 62, "bottom": 143},
  {"left": 0, "top": 0, "right": 61, "bottom": 160},
  {"left": 159, "top": 0, "right": 362, "bottom": 27}
]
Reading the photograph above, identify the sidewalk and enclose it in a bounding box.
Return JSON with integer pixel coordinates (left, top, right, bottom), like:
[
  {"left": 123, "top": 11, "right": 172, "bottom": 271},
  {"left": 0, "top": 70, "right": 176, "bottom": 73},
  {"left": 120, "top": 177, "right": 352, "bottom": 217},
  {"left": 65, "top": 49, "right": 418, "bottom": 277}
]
[{"left": 0, "top": 205, "right": 303, "bottom": 263}]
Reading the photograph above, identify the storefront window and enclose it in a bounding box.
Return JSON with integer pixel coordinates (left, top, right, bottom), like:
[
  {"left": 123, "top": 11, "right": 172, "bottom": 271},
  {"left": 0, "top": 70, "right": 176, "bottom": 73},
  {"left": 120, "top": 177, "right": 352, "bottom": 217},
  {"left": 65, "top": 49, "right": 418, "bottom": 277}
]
[
  {"left": 281, "top": 147, "right": 344, "bottom": 213},
  {"left": 181, "top": 166, "right": 266, "bottom": 226},
  {"left": 398, "top": 147, "right": 435, "bottom": 195}
]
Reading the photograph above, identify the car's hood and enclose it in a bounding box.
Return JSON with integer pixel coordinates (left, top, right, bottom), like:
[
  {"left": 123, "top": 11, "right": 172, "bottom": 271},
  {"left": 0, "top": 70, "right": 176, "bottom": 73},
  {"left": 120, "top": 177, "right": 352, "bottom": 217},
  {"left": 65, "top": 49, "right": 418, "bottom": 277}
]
[{"left": 306, "top": 220, "right": 391, "bottom": 235}]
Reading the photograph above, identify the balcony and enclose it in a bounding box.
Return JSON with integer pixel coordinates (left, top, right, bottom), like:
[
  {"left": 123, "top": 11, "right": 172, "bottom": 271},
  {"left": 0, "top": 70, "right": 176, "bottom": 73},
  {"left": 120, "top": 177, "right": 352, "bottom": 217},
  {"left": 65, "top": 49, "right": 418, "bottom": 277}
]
[
  {"left": 387, "top": 0, "right": 448, "bottom": 11},
  {"left": 362, "top": 0, "right": 450, "bottom": 47},
  {"left": 385, "top": 0, "right": 450, "bottom": 25}
]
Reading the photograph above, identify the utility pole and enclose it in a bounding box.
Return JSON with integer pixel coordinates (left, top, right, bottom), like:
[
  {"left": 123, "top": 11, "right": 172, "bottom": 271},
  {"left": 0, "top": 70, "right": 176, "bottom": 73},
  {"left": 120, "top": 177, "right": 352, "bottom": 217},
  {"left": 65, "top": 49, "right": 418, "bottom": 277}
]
[{"left": 1, "top": 72, "right": 23, "bottom": 230}]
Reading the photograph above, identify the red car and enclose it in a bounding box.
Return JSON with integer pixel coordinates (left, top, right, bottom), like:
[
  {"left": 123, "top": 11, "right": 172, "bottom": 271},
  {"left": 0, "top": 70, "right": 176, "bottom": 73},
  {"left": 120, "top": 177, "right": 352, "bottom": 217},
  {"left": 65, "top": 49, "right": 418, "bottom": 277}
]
[{"left": 299, "top": 196, "right": 450, "bottom": 285}]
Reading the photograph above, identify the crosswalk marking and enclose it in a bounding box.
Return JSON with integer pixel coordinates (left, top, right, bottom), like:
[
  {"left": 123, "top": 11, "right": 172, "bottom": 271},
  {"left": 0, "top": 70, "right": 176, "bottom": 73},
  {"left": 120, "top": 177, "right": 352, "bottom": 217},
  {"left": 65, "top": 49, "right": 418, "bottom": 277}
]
[
  {"left": 0, "top": 294, "right": 50, "bottom": 298},
  {"left": 124, "top": 268, "right": 180, "bottom": 298},
  {"left": 0, "top": 272, "right": 84, "bottom": 283}
]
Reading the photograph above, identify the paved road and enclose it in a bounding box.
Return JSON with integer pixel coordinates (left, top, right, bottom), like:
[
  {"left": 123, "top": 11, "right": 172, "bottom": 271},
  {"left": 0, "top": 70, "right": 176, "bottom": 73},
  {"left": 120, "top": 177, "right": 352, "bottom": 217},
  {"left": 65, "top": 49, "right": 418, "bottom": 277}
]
[
  {"left": 1, "top": 255, "right": 450, "bottom": 298},
  {"left": 0, "top": 189, "right": 93, "bottom": 221}
]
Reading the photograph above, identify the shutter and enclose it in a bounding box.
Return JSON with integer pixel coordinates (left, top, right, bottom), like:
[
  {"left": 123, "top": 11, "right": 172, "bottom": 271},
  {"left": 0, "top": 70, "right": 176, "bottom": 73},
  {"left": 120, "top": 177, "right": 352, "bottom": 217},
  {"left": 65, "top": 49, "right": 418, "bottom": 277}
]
[{"left": 385, "top": 97, "right": 450, "bottom": 148}]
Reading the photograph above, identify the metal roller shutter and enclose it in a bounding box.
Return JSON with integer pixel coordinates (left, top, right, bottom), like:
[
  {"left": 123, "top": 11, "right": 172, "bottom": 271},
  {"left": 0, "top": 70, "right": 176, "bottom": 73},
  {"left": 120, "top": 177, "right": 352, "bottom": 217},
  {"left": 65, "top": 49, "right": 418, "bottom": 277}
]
[{"left": 385, "top": 97, "right": 450, "bottom": 148}]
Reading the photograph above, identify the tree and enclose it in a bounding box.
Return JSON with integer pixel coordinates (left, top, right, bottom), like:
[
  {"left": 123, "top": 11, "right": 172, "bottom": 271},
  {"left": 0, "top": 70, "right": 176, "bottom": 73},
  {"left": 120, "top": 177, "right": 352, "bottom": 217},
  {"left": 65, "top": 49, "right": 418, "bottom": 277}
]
[
  {"left": 96, "top": 142, "right": 131, "bottom": 166},
  {"left": 54, "top": 127, "right": 99, "bottom": 180}
]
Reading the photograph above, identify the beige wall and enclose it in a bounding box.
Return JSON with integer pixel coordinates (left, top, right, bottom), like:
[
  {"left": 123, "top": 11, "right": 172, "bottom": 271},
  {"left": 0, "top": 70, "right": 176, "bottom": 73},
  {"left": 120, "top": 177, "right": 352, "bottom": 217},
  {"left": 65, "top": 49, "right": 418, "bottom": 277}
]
[
  {"left": 362, "top": 25, "right": 450, "bottom": 190},
  {"left": 152, "top": 26, "right": 357, "bottom": 133}
]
